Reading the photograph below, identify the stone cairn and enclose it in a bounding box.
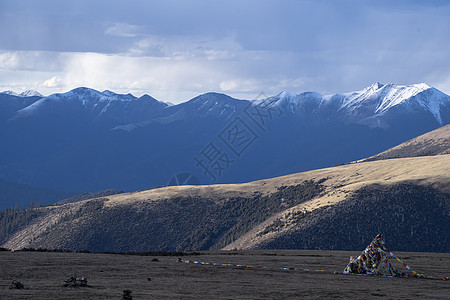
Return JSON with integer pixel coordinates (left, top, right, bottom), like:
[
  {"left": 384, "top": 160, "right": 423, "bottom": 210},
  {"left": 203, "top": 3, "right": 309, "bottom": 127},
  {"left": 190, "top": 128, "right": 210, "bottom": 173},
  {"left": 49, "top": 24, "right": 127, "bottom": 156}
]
[
  {"left": 122, "top": 289, "right": 132, "bottom": 300},
  {"left": 62, "top": 276, "right": 88, "bottom": 287}
]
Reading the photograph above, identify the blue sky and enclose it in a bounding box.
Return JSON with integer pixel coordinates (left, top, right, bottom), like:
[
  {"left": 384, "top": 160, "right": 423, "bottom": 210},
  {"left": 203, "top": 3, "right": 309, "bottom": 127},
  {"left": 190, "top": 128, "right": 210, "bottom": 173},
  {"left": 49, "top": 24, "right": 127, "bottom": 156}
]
[{"left": 1, "top": 0, "right": 450, "bottom": 103}]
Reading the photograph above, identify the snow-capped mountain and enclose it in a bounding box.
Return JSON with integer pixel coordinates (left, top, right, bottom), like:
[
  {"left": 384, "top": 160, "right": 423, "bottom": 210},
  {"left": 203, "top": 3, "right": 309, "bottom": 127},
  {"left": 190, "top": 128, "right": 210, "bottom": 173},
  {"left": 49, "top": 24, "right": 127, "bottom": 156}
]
[
  {"left": 11, "top": 87, "right": 168, "bottom": 123},
  {"left": 6, "top": 83, "right": 449, "bottom": 128},
  {"left": 1, "top": 83, "right": 449, "bottom": 199},
  {"left": 1, "top": 90, "right": 43, "bottom": 97},
  {"left": 268, "top": 83, "right": 450, "bottom": 127}
]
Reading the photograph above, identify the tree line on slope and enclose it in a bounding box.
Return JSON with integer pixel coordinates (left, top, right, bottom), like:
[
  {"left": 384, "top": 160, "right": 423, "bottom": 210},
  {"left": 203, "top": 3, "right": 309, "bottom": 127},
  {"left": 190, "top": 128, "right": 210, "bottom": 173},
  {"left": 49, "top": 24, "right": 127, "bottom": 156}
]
[
  {"left": 259, "top": 183, "right": 450, "bottom": 252},
  {"left": 10, "top": 181, "right": 325, "bottom": 252}
]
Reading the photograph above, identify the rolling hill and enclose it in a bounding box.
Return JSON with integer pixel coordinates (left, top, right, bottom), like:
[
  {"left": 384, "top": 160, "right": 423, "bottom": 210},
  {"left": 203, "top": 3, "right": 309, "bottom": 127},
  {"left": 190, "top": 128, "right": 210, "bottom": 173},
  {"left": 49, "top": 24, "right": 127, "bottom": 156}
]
[
  {"left": 364, "top": 124, "right": 450, "bottom": 161},
  {"left": 1, "top": 154, "right": 449, "bottom": 252}
]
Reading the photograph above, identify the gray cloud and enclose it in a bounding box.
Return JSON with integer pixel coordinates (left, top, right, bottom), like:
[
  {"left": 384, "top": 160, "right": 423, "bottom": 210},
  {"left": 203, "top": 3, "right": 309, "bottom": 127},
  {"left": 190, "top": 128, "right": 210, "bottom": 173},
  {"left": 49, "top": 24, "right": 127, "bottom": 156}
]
[
  {"left": 105, "top": 23, "right": 140, "bottom": 37},
  {"left": 0, "top": 0, "right": 450, "bottom": 102}
]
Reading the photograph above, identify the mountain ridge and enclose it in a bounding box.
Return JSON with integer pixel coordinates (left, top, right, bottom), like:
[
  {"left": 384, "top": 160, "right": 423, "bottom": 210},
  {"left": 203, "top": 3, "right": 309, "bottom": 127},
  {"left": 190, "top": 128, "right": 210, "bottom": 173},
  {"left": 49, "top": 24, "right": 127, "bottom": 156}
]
[
  {"left": 271, "top": 82, "right": 448, "bottom": 126},
  {"left": 1, "top": 82, "right": 450, "bottom": 196},
  {"left": 3, "top": 82, "right": 449, "bottom": 123},
  {"left": 0, "top": 90, "right": 43, "bottom": 97}
]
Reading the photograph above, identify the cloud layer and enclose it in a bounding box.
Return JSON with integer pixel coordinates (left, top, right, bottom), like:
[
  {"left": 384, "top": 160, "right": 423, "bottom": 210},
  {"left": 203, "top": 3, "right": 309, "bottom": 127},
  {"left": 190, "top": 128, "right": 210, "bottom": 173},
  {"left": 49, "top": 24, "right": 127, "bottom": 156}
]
[{"left": 1, "top": 0, "right": 450, "bottom": 102}]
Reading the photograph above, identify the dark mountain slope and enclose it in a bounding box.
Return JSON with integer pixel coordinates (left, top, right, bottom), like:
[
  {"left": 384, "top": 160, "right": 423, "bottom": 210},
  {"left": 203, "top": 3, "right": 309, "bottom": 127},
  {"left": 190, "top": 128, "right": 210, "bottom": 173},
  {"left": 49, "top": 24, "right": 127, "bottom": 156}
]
[
  {"left": 257, "top": 183, "right": 450, "bottom": 252},
  {"left": 0, "top": 93, "right": 42, "bottom": 122}
]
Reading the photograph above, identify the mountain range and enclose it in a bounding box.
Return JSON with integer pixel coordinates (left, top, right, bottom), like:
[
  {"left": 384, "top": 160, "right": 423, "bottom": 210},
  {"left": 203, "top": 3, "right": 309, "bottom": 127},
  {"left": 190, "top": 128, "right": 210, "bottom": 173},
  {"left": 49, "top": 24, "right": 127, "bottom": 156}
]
[{"left": 1, "top": 83, "right": 450, "bottom": 208}]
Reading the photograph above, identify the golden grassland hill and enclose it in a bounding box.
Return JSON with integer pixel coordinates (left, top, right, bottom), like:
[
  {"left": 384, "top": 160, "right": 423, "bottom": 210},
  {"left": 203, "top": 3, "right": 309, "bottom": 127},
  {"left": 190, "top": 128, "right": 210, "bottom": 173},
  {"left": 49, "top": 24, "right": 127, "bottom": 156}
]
[
  {"left": 1, "top": 154, "right": 449, "bottom": 253},
  {"left": 364, "top": 124, "right": 450, "bottom": 161}
]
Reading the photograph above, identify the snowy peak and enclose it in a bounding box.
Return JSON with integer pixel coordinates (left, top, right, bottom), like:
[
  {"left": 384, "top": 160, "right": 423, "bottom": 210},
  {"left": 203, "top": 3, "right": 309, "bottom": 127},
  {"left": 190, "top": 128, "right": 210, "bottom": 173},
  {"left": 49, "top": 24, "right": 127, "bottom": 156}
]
[
  {"left": 1, "top": 90, "right": 43, "bottom": 97},
  {"left": 258, "top": 83, "right": 449, "bottom": 126},
  {"left": 102, "top": 90, "right": 116, "bottom": 97},
  {"left": 266, "top": 91, "right": 323, "bottom": 108},
  {"left": 19, "top": 90, "right": 44, "bottom": 97},
  {"left": 189, "top": 92, "right": 237, "bottom": 103},
  {"left": 339, "top": 83, "right": 431, "bottom": 112},
  {"left": 6, "top": 84, "right": 450, "bottom": 127},
  {"left": 166, "top": 92, "right": 247, "bottom": 119},
  {"left": 39, "top": 88, "right": 141, "bottom": 108},
  {"left": 407, "top": 86, "right": 450, "bottom": 125},
  {"left": 66, "top": 87, "right": 135, "bottom": 102},
  {"left": 370, "top": 82, "right": 384, "bottom": 90},
  {"left": 186, "top": 92, "right": 243, "bottom": 110},
  {"left": 374, "top": 83, "right": 432, "bottom": 113},
  {"left": 1, "top": 90, "right": 19, "bottom": 96},
  {"left": 13, "top": 87, "right": 168, "bottom": 122},
  {"left": 327, "top": 82, "right": 448, "bottom": 124}
]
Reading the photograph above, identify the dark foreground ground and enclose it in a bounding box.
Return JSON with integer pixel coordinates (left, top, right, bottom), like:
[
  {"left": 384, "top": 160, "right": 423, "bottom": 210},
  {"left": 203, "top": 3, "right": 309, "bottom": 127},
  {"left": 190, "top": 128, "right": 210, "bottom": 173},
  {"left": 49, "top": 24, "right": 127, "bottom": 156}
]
[{"left": 1, "top": 250, "right": 449, "bottom": 299}]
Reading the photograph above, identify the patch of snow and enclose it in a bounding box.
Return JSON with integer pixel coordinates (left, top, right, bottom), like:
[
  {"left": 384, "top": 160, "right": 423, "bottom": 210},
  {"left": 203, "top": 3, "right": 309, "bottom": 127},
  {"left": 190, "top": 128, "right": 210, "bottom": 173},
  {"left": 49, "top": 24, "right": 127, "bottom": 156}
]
[
  {"left": 374, "top": 83, "right": 431, "bottom": 113},
  {"left": 411, "top": 87, "right": 450, "bottom": 125},
  {"left": 332, "top": 83, "right": 433, "bottom": 115},
  {"left": 99, "top": 101, "right": 112, "bottom": 116},
  {"left": 15, "top": 98, "right": 47, "bottom": 116},
  {"left": 278, "top": 91, "right": 291, "bottom": 99}
]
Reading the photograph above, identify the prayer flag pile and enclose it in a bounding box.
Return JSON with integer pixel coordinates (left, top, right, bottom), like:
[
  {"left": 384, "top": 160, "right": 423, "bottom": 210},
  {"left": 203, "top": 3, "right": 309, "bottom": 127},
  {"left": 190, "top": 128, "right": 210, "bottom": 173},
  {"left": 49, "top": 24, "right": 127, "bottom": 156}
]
[{"left": 343, "top": 234, "right": 426, "bottom": 278}]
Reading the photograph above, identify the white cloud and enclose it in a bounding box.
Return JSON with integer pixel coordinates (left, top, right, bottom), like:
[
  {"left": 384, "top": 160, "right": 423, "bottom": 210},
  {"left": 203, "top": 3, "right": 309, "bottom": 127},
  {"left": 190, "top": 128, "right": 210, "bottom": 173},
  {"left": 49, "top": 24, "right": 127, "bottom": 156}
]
[
  {"left": 435, "top": 76, "right": 450, "bottom": 96},
  {"left": 0, "top": 52, "right": 20, "bottom": 69},
  {"left": 2, "top": 38, "right": 450, "bottom": 104},
  {"left": 220, "top": 80, "right": 238, "bottom": 91},
  {"left": 2, "top": 0, "right": 450, "bottom": 103},
  {"left": 0, "top": 50, "right": 64, "bottom": 72},
  {"left": 43, "top": 76, "right": 62, "bottom": 88}
]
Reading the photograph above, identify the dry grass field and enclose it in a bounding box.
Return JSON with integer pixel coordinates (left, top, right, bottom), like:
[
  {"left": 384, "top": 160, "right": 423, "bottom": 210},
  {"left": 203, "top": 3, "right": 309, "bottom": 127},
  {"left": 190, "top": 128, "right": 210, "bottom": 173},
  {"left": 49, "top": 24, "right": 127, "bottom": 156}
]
[{"left": 1, "top": 250, "right": 449, "bottom": 299}]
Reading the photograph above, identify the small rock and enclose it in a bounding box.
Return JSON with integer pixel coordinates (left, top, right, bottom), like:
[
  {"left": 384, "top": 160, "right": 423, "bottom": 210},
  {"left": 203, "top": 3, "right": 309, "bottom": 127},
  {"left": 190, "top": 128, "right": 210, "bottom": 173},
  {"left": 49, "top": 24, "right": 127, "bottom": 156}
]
[
  {"left": 62, "top": 276, "right": 88, "bottom": 287},
  {"left": 10, "top": 280, "right": 24, "bottom": 289},
  {"left": 122, "top": 289, "right": 132, "bottom": 300}
]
